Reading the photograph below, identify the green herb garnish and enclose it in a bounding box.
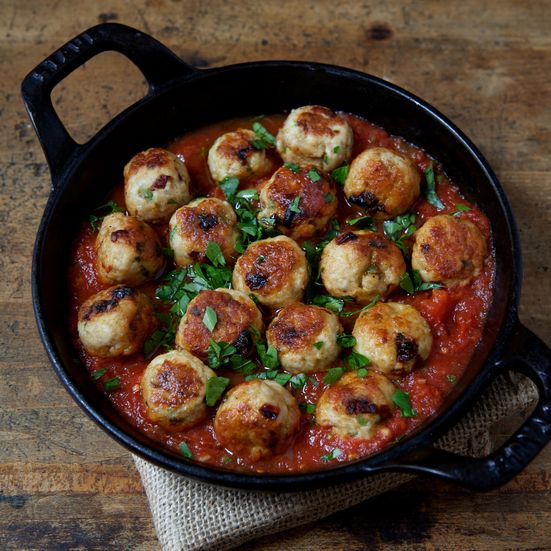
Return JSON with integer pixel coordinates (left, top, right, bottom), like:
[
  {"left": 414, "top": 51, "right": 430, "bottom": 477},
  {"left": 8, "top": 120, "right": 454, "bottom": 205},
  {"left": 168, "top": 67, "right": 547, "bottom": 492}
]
[
  {"left": 245, "top": 370, "right": 291, "bottom": 386},
  {"left": 307, "top": 168, "right": 322, "bottom": 182},
  {"left": 336, "top": 333, "right": 356, "bottom": 348},
  {"left": 256, "top": 342, "right": 279, "bottom": 369},
  {"left": 313, "top": 341, "right": 324, "bottom": 350},
  {"left": 399, "top": 269, "right": 443, "bottom": 294},
  {"left": 289, "top": 373, "right": 307, "bottom": 390},
  {"left": 91, "top": 368, "right": 107, "bottom": 380},
  {"left": 179, "top": 441, "right": 193, "bottom": 459},
  {"left": 300, "top": 402, "right": 316, "bottom": 414},
  {"left": 205, "top": 241, "right": 226, "bottom": 267},
  {"left": 323, "top": 367, "right": 345, "bottom": 385},
  {"left": 320, "top": 448, "right": 343, "bottom": 461},
  {"left": 383, "top": 213, "right": 417, "bottom": 257},
  {"left": 392, "top": 390, "right": 417, "bottom": 418},
  {"left": 88, "top": 200, "right": 124, "bottom": 231},
  {"left": 104, "top": 377, "right": 120, "bottom": 392},
  {"left": 447, "top": 374, "right": 458, "bottom": 384},
  {"left": 424, "top": 164, "right": 445, "bottom": 210},
  {"left": 284, "top": 162, "right": 300, "bottom": 173},
  {"left": 205, "top": 376, "right": 230, "bottom": 406},
  {"left": 288, "top": 195, "right": 301, "bottom": 214},
  {"left": 311, "top": 294, "right": 345, "bottom": 314},
  {"left": 251, "top": 121, "right": 276, "bottom": 149},
  {"left": 347, "top": 215, "right": 376, "bottom": 231},
  {"left": 202, "top": 306, "right": 218, "bottom": 332},
  {"left": 346, "top": 351, "right": 370, "bottom": 370},
  {"left": 331, "top": 164, "right": 349, "bottom": 185},
  {"left": 323, "top": 192, "right": 334, "bottom": 203}
]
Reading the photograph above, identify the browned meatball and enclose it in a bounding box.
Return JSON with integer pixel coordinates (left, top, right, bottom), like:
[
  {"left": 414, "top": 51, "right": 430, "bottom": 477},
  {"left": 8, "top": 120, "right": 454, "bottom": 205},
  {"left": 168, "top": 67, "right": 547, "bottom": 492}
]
[
  {"left": 168, "top": 197, "right": 239, "bottom": 266},
  {"left": 175, "top": 289, "right": 264, "bottom": 361},
  {"left": 316, "top": 371, "right": 396, "bottom": 439},
  {"left": 344, "top": 147, "right": 421, "bottom": 219},
  {"left": 257, "top": 164, "right": 338, "bottom": 240},
  {"left": 214, "top": 380, "right": 301, "bottom": 461},
  {"left": 412, "top": 214, "right": 488, "bottom": 287},
  {"left": 96, "top": 212, "right": 164, "bottom": 286},
  {"left": 232, "top": 236, "right": 309, "bottom": 308},
  {"left": 320, "top": 230, "right": 406, "bottom": 304},
  {"left": 77, "top": 285, "right": 156, "bottom": 357},
  {"left": 141, "top": 350, "right": 215, "bottom": 429},
  {"left": 266, "top": 303, "right": 342, "bottom": 374}
]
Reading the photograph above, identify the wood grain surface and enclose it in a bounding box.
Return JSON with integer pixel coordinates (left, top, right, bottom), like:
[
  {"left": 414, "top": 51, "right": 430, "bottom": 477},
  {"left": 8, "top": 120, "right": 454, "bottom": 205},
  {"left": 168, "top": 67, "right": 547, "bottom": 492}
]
[{"left": 1, "top": 1, "right": 550, "bottom": 549}]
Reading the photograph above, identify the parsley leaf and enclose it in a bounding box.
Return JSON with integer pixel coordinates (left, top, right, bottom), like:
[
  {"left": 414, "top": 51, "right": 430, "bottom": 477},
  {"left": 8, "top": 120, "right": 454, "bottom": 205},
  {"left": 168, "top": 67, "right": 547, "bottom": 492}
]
[
  {"left": 339, "top": 294, "right": 380, "bottom": 317},
  {"left": 179, "top": 441, "right": 193, "bottom": 459},
  {"left": 300, "top": 402, "right": 316, "bottom": 414},
  {"left": 88, "top": 200, "right": 124, "bottom": 231},
  {"left": 323, "top": 367, "right": 345, "bottom": 385},
  {"left": 383, "top": 213, "right": 417, "bottom": 257},
  {"left": 245, "top": 370, "right": 291, "bottom": 386},
  {"left": 313, "top": 341, "right": 324, "bottom": 350},
  {"left": 320, "top": 448, "right": 343, "bottom": 461},
  {"left": 256, "top": 342, "right": 279, "bottom": 369},
  {"left": 203, "top": 306, "right": 218, "bottom": 332},
  {"left": 452, "top": 203, "right": 471, "bottom": 216},
  {"left": 207, "top": 339, "right": 236, "bottom": 369},
  {"left": 91, "top": 368, "right": 107, "bottom": 380},
  {"left": 288, "top": 196, "right": 301, "bottom": 214},
  {"left": 311, "top": 295, "right": 345, "bottom": 314},
  {"left": 336, "top": 333, "right": 356, "bottom": 348},
  {"left": 104, "top": 377, "right": 120, "bottom": 392},
  {"left": 424, "top": 164, "right": 445, "bottom": 210},
  {"left": 307, "top": 168, "right": 322, "bottom": 182},
  {"left": 219, "top": 176, "right": 239, "bottom": 198},
  {"left": 346, "top": 351, "right": 370, "bottom": 370},
  {"left": 205, "top": 376, "right": 230, "bottom": 406},
  {"left": 331, "top": 164, "right": 349, "bottom": 185},
  {"left": 324, "top": 192, "right": 334, "bottom": 203},
  {"left": 205, "top": 241, "right": 226, "bottom": 267},
  {"left": 392, "top": 389, "right": 417, "bottom": 418},
  {"left": 284, "top": 162, "right": 300, "bottom": 173},
  {"left": 399, "top": 269, "right": 442, "bottom": 294},
  {"left": 347, "top": 215, "right": 376, "bottom": 231},
  {"left": 251, "top": 121, "right": 276, "bottom": 149},
  {"left": 357, "top": 367, "right": 368, "bottom": 378},
  {"left": 447, "top": 374, "right": 458, "bottom": 384},
  {"left": 289, "top": 373, "right": 307, "bottom": 390}
]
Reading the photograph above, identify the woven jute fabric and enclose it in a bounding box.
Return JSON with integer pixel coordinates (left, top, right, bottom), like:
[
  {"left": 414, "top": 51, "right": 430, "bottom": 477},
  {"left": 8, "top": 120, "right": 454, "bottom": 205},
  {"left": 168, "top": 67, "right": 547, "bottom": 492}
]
[{"left": 134, "top": 372, "right": 538, "bottom": 551}]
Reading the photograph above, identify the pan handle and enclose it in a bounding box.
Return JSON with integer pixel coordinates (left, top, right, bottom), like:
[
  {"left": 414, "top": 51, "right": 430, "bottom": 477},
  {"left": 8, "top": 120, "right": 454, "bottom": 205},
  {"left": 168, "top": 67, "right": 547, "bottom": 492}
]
[
  {"left": 374, "top": 323, "right": 551, "bottom": 489},
  {"left": 21, "top": 23, "right": 199, "bottom": 180}
]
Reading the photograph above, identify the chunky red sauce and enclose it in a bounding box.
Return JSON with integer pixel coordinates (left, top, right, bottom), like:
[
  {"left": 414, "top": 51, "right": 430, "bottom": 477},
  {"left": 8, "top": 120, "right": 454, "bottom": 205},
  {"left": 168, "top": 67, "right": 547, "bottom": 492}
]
[{"left": 68, "top": 114, "right": 494, "bottom": 473}]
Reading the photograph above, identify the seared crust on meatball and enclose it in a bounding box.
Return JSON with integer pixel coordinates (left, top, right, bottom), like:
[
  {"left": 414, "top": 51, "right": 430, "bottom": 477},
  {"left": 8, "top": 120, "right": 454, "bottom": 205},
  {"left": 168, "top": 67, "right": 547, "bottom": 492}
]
[
  {"left": 141, "top": 350, "right": 215, "bottom": 429},
  {"left": 124, "top": 148, "right": 191, "bottom": 222},
  {"left": 344, "top": 147, "right": 421, "bottom": 219},
  {"left": 257, "top": 165, "right": 337, "bottom": 240},
  {"left": 96, "top": 212, "right": 164, "bottom": 286},
  {"left": 320, "top": 230, "right": 406, "bottom": 304},
  {"left": 412, "top": 214, "right": 488, "bottom": 287},
  {"left": 353, "top": 302, "right": 432, "bottom": 374},
  {"left": 208, "top": 129, "right": 272, "bottom": 183},
  {"left": 316, "top": 371, "right": 396, "bottom": 439},
  {"left": 168, "top": 197, "right": 239, "bottom": 266},
  {"left": 77, "top": 285, "right": 156, "bottom": 357},
  {"left": 214, "top": 380, "right": 300, "bottom": 460},
  {"left": 176, "top": 289, "right": 264, "bottom": 361},
  {"left": 232, "top": 236, "right": 309, "bottom": 308},
  {"left": 276, "top": 105, "right": 353, "bottom": 171},
  {"left": 267, "top": 303, "right": 342, "bottom": 374}
]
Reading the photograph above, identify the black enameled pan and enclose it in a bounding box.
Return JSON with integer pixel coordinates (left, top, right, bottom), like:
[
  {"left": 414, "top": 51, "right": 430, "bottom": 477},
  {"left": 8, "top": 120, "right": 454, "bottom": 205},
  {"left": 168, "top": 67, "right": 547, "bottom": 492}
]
[{"left": 21, "top": 23, "right": 551, "bottom": 491}]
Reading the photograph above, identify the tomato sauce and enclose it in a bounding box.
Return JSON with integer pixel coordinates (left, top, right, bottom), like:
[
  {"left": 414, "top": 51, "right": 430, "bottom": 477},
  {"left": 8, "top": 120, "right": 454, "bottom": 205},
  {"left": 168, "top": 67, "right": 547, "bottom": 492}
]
[{"left": 68, "top": 114, "right": 494, "bottom": 473}]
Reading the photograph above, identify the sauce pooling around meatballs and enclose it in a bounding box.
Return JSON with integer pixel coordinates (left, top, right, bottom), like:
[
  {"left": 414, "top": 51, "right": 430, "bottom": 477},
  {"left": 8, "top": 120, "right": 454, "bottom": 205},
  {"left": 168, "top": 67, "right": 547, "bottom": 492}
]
[{"left": 69, "top": 108, "right": 494, "bottom": 474}]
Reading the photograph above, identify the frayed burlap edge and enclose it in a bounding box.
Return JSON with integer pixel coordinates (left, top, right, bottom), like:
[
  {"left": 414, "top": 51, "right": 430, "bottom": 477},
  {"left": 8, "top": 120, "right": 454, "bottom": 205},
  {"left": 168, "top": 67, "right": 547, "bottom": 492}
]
[{"left": 134, "top": 371, "right": 537, "bottom": 551}]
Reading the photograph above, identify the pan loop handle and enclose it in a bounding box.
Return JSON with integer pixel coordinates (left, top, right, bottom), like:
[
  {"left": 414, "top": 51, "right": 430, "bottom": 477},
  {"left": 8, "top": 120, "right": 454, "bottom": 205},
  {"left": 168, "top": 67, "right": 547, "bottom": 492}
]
[
  {"left": 373, "top": 322, "right": 551, "bottom": 489},
  {"left": 21, "top": 23, "right": 199, "bottom": 181}
]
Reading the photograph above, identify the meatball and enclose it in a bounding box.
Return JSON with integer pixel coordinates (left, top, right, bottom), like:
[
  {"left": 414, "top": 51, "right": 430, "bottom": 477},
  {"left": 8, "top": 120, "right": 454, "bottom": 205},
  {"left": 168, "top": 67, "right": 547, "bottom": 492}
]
[
  {"left": 207, "top": 128, "right": 272, "bottom": 183},
  {"left": 95, "top": 212, "right": 164, "bottom": 286},
  {"left": 77, "top": 285, "right": 156, "bottom": 357},
  {"left": 317, "top": 371, "right": 396, "bottom": 439},
  {"left": 257, "top": 164, "right": 337, "bottom": 240},
  {"left": 412, "top": 214, "right": 488, "bottom": 287},
  {"left": 353, "top": 302, "right": 432, "bottom": 374},
  {"left": 232, "top": 236, "right": 309, "bottom": 308},
  {"left": 214, "top": 380, "right": 300, "bottom": 461},
  {"left": 266, "top": 303, "right": 342, "bottom": 374},
  {"left": 276, "top": 105, "right": 353, "bottom": 171},
  {"left": 176, "top": 289, "right": 264, "bottom": 361},
  {"left": 320, "top": 230, "right": 406, "bottom": 304},
  {"left": 344, "top": 147, "right": 421, "bottom": 219},
  {"left": 141, "top": 350, "right": 215, "bottom": 429},
  {"left": 168, "top": 197, "right": 239, "bottom": 266},
  {"left": 124, "top": 148, "right": 191, "bottom": 223}
]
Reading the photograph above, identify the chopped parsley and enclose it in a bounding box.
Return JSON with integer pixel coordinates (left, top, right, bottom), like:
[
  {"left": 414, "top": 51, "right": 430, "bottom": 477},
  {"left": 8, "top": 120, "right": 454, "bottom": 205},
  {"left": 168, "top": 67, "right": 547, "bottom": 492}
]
[
  {"left": 202, "top": 306, "right": 218, "bottom": 332},
  {"left": 91, "top": 368, "right": 107, "bottom": 380},
  {"left": 383, "top": 213, "right": 417, "bottom": 257},
  {"left": 452, "top": 203, "right": 471, "bottom": 216},
  {"left": 320, "top": 448, "right": 343, "bottom": 461},
  {"left": 399, "top": 269, "right": 442, "bottom": 294},
  {"left": 424, "top": 164, "right": 445, "bottom": 210},
  {"left": 333, "top": 145, "right": 341, "bottom": 154},
  {"left": 307, "top": 168, "right": 322, "bottom": 182},
  {"left": 205, "top": 376, "right": 230, "bottom": 406},
  {"left": 245, "top": 370, "right": 291, "bottom": 386},
  {"left": 331, "top": 164, "right": 349, "bottom": 185},
  {"left": 207, "top": 339, "right": 236, "bottom": 369},
  {"left": 300, "top": 402, "right": 316, "bottom": 414},
  {"left": 88, "top": 200, "right": 124, "bottom": 231},
  {"left": 339, "top": 294, "right": 380, "bottom": 317},
  {"left": 313, "top": 341, "right": 324, "bottom": 350},
  {"left": 205, "top": 241, "right": 226, "bottom": 267},
  {"left": 288, "top": 195, "right": 301, "bottom": 214},
  {"left": 357, "top": 367, "right": 368, "bottom": 378},
  {"left": 392, "top": 390, "right": 417, "bottom": 418},
  {"left": 336, "top": 333, "right": 356, "bottom": 348},
  {"left": 251, "top": 121, "right": 276, "bottom": 149},
  {"left": 347, "top": 215, "right": 376, "bottom": 231},
  {"left": 311, "top": 294, "right": 345, "bottom": 314},
  {"left": 104, "top": 377, "right": 120, "bottom": 392},
  {"left": 289, "top": 373, "right": 307, "bottom": 390},
  {"left": 140, "top": 188, "right": 154, "bottom": 200},
  {"left": 219, "top": 175, "right": 239, "bottom": 197},
  {"left": 256, "top": 342, "right": 279, "bottom": 369},
  {"left": 346, "top": 351, "right": 370, "bottom": 370},
  {"left": 179, "top": 441, "right": 193, "bottom": 459},
  {"left": 447, "top": 374, "right": 458, "bottom": 384},
  {"left": 323, "top": 367, "right": 345, "bottom": 385},
  {"left": 323, "top": 192, "right": 334, "bottom": 203},
  {"left": 284, "top": 162, "right": 300, "bottom": 173}
]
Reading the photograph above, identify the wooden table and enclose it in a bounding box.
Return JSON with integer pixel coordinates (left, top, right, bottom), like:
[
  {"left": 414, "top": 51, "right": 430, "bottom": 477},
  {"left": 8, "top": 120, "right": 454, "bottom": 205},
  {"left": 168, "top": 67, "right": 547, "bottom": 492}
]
[{"left": 1, "top": 1, "right": 550, "bottom": 549}]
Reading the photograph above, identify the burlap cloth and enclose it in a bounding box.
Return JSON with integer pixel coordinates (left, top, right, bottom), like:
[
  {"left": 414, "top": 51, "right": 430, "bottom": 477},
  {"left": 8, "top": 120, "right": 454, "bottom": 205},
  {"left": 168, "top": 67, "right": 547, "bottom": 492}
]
[{"left": 133, "top": 372, "right": 538, "bottom": 551}]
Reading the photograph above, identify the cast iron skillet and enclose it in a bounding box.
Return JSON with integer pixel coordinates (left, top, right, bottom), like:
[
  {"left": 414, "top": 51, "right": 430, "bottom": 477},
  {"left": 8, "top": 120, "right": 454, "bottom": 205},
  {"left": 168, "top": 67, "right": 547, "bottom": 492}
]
[{"left": 22, "top": 23, "right": 551, "bottom": 491}]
